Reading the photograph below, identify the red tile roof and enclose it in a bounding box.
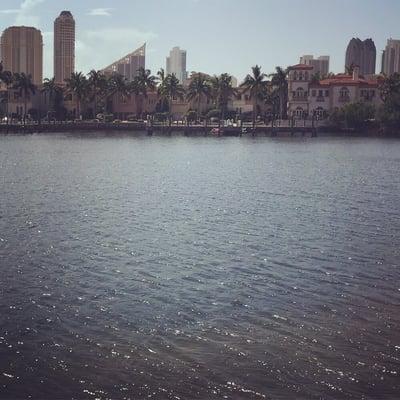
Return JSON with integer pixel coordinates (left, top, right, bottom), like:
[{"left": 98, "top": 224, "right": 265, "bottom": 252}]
[
  {"left": 288, "top": 64, "right": 314, "bottom": 71},
  {"left": 309, "top": 74, "right": 379, "bottom": 87}
]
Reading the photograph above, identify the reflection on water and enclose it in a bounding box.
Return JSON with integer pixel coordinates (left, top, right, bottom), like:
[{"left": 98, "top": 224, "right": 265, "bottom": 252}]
[{"left": 0, "top": 134, "right": 399, "bottom": 399}]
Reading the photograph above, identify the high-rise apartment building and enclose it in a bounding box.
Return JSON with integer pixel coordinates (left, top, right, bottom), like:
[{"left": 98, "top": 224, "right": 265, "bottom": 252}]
[
  {"left": 345, "top": 38, "right": 376, "bottom": 76},
  {"left": 0, "top": 26, "right": 43, "bottom": 85},
  {"left": 102, "top": 44, "right": 146, "bottom": 81},
  {"left": 381, "top": 39, "right": 400, "bottom": 76},
  {"left": 166, "top": 47, "right": 188, "bottom": 83},
  {"left": 54, "top": 11, "right": 75, "bottom": 84},
  {"left": 299, "top": 55, "right": 330, "bottom": 76}
]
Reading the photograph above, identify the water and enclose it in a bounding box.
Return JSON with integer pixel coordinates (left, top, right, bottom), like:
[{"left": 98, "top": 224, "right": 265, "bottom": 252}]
[{"left": 0, "top": 134, "right": 399, "bottom": 399}]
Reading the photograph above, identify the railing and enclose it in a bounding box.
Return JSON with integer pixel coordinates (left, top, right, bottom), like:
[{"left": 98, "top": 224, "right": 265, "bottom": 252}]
[{"left": 291, "top": 95, "right": 308, "bottom": 101}]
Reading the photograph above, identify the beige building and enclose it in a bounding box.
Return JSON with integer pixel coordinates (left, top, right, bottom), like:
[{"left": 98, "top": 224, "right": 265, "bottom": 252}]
[
  {"left": 287, "top": 64, "right": 381, "bottom": 119},
  {"left": 299, "top": 55, "right": 330, "bottom": 76},
  {"left": 166, "top": 47, "right": 188, "bottom": 84},
  {"left": 381, "top": 38, "right": 400, "bottom": 76},
  {"left": 287, "top": 64, "right": 314, "bottom": 117},
  {"left": 0, "top": 26, "right": 43, "bottom": 85},
  {"left": 54, "top": 11, "right": 75, "bottom": 84}
]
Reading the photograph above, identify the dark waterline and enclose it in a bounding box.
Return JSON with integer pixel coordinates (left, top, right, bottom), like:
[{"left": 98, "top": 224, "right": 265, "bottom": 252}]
[{"left": 0, "top": 134, "right": 399, "bottom": 399}]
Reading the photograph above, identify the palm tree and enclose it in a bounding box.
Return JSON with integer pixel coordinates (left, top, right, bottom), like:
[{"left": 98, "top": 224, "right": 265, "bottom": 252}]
[
  {"left": 186, "top": 73, "right": 211, "bottom": 121},
  {"left": 159, "top": 73, "right": 185, "bottom": 126},
  {"left": 131, "top": 68, "right": 157, "bottom": 118},
  {"left": 42, "top": 77, "right": 63, "bottom": 118},
  {"left": 0, "top": 62, "right": 14, "bottom": 123},
  {"left": 345, "top": 63, "right": 356, "bottom": 75},
  {"left": 209, "top": 73, "right": 237, "bottom": 121},
  {"left": 269, "top": 66, "right": 288, "bottom": 119},
  {"left": 240, "top": 65, "right": 268, "bottom": 128},
  {"left": 105, "top": 73, "right": 129, "bottom": 114},
  {"left": 134, "top": 67, "right": 157, "bottom": 97},
  {"left": 156, "top": 68, "right": 169, "bottom": 113},
  {"left": 12, "top": 72, "right": 36, "bottom": 124},
  {"left": 88, "top": 70, "right": 108, "bottom": 118},
  {"left": 65, "top": 72, "right": 89, "bottom": 119}
]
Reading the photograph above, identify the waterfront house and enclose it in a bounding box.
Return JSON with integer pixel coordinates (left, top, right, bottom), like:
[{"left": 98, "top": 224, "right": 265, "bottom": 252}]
[{"left": 287, "top": 64, "right": 382, "bottom": 119}]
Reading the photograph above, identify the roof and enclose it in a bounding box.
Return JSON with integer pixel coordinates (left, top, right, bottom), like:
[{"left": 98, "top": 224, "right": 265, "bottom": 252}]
[
  {"left": 102, "top": 44, "right": 146, "bottom": 72},
  {"left": 310, "top": 74, "right": 379, "bottom": 87},
  {"left": 288, "top": 64, "right": 314, "bottom": 71}
]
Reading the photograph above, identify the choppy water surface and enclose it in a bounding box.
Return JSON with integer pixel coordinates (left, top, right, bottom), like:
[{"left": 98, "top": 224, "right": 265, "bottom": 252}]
[{"left": 0, "top": 134, "right": 399, "bottom": 400}]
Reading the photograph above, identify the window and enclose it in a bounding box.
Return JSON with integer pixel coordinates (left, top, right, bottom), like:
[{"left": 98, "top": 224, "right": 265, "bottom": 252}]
[
  {"left": 314, "top": 107, "right": 326, "bottom": 119},
  {"left": 339, "top": 87, "right": 349, "bottom": 99},
  {"left": 295, "top": 87, "right": 305, "bottom": 99},
  {"left": 318, "top": 90, "right": 323, "bottom": 97},
  {"left": 325, "top": 90, "right": 329, "bottom": 97},
  {"left": 312, "top": 90, "right": 316, "bottom": 97},
  {"left": 295, "top": 107, "right": 304, "bottom": 117}
]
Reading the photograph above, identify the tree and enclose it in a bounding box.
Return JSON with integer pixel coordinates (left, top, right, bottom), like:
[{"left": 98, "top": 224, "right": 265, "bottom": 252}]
[
  {"left": 345, "top": 63, "right": 356, "bottom": 75},
  {"left": 134, "top": 67, "right": 157, "bottom": 97},
  {"left": 269, "top": 66, "right": 288, "bottom": 118},
  {"left": 88, "top": 70, "right": 108, "bottom": 117},
  {"left": 209, "top": 73, "right": 237, "bottom": 121},
  {"left": 240, "top": 65, "right": 268, "bottom": 127},
  {"left": 377, "top": 73, "right": 400, "bottom": 130},
  {"left": 0, "top": 62, "right": 13, "bottom": 122},
  {"left": 105, "top": 73, "right": 129, "bottom": 114},
  {"left": 329, "top": 102, "right": 375, "bottom": 130},
  {"left": 65, "top": 72, "right": 89, "bottom": 119},
  {"left": 42, "top": 77, "right": 64, "bottom": 118},
  {"left": 158, "top": 73, "right": 185, "bottom": 125},
  {"left": 186, "top": 73, "right": 211, "bottom": 120},
  {"left": 156, "top": 68, "right": 170, "bottom": 112},
  {"left": 12, "top": 72, "right": 36, "bottom": 124}
]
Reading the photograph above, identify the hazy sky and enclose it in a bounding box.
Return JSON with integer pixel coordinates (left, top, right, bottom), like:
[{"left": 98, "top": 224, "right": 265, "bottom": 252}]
[{"left": 0, "top": 0, "right": 399, "bottom": 81}]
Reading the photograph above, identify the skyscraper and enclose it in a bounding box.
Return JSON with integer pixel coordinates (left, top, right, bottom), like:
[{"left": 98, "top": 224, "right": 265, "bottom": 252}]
[
  {"left": 54, "top": 11, "right": 75, "bottom": 84},
  {"left": 102, "top": 44, "right": 146, "bottom": 81},
  {"left": 299, "top": 55, "right": 330, "bottom": 76},
  {"left": 0, "top": 26, "right": 43, "bottom": 85},
  {"left": 381, "top": 38, "right": 400, "bottom": 76},
  {"left": 166, "top": 47, "right": 188, "bottom": 83},
  {"left": 345, "top": 38, "right": 376, "bottom": 76}
]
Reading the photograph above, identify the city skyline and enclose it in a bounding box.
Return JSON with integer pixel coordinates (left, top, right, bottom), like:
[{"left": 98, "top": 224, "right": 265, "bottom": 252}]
[{"left": 0, "top": 0, "right": 399, "bottom": 81}]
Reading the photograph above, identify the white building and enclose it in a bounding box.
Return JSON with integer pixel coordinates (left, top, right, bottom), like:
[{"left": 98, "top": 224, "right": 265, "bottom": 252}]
[
  {"left": 299, "top": 55, "right": 330, "bottom": 76},
  {"left": 166, "top": 47, "right": 188, "bottom": 84},
  {"left": 381, "top": 39, "right": 400, "bottom": 76},
  {"left": 287, "top": 64, "right": 381, "bottom": 119}
]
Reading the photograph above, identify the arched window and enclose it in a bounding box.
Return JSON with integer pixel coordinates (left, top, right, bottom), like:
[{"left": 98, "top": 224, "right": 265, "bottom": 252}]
[
  {"left": 295, "top": 87, "right": 305, "bottom": 99},
  {"left": 314, "top": 107, "right": 325, "bottom": 119},
  {"left": 294, "top": 71, "right": 298, "bottom": 80},
  {"left": 295, "top": 107, "right": 304, "bottom": 117},
  {"left": 340, "top": 87, "right": 349, "bottom": 100}
]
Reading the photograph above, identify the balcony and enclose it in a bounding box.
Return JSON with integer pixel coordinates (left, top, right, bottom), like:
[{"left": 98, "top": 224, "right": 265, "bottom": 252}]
[
  {"left": 338, "top": 96, "right": 350, "bottom": 103},
  {"left": 291, "top": 94, "right": 308, "bottom": 102}
]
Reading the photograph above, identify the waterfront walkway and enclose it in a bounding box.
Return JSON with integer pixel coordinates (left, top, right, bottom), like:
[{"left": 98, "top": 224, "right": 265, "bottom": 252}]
[{"left": 0, "top": 119, "right": 324, "bottom": 136}]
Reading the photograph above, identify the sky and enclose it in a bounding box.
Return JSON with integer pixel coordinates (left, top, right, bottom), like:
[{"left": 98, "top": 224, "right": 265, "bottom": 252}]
[{"left": 0, "top": 0, "right": 399, "bottom": 81}]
